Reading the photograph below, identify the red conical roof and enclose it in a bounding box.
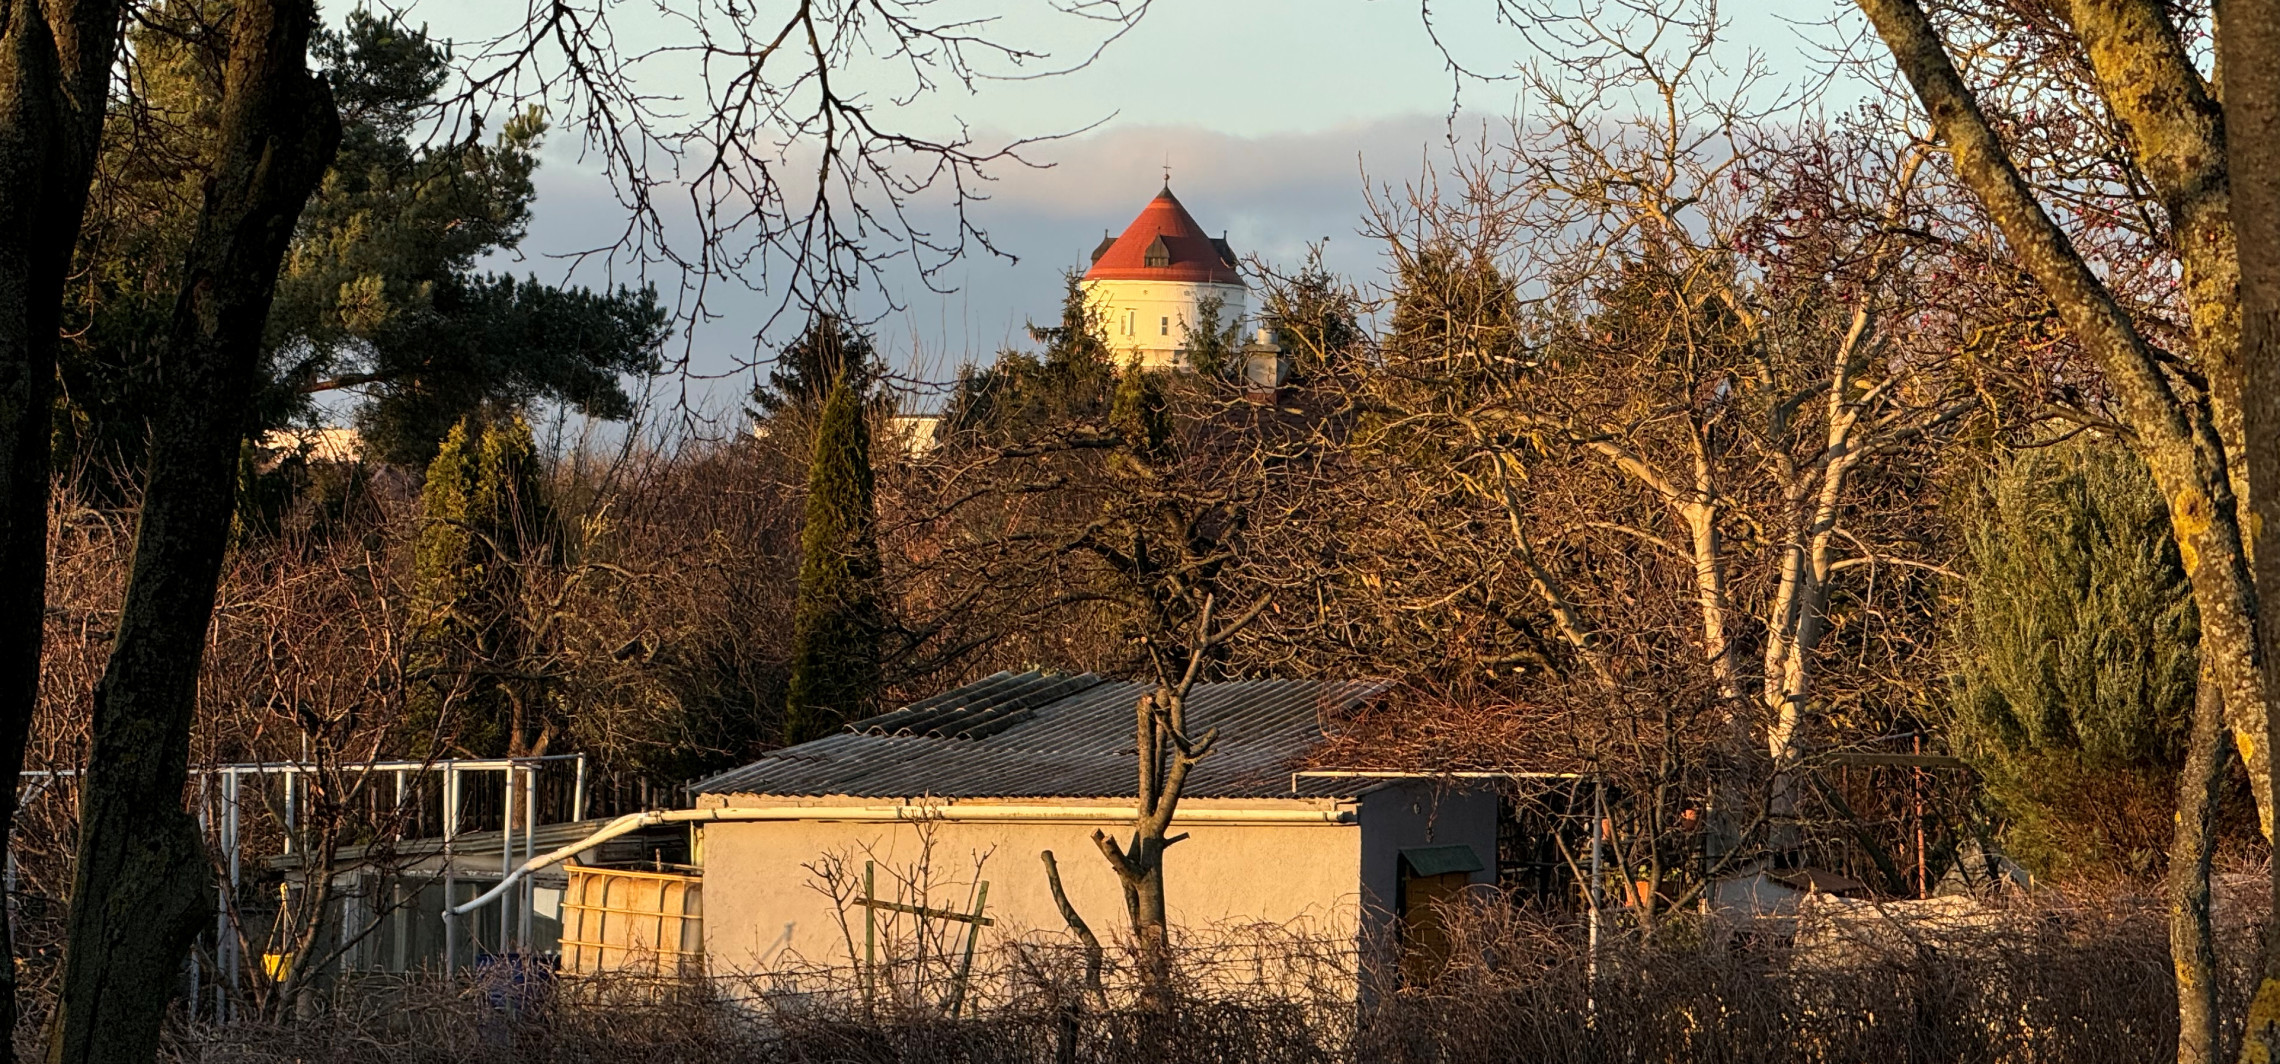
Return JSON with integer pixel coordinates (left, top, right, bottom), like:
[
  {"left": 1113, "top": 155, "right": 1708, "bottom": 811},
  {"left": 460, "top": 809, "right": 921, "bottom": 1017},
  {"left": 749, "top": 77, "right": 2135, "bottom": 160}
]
[{"left": 1083, "top": 187, "right": 1241, "bottom": 284}]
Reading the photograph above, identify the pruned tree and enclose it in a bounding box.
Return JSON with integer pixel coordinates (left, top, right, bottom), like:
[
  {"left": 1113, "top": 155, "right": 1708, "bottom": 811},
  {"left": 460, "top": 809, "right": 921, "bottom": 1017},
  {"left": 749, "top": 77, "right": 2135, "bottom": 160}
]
[{"left": 1088, "top": 594, "right": 1266, "bottom": 998}]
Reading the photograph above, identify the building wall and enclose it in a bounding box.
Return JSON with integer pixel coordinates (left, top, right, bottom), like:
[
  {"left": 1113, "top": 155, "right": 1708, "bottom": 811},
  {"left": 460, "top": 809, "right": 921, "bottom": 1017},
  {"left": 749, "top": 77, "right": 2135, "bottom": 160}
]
[
  {"left": 1081, "top": 279, "right": 1248, "bottom": 371},
  {"left": 696, "top": 806, "right": 1360, "bottom": 980},
  {"left": 1355, "top": 781, "right": 1503, "bottom": 945}
]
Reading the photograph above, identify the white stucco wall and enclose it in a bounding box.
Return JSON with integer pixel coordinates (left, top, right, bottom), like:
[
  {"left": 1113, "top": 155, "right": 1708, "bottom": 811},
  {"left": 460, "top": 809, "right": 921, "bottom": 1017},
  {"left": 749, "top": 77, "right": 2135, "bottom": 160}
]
[
  {"left": 695, "top": 798, "right": 1362, "bottom": 981},
  {"left": 691, "top": 782, "right": 1504, "bottom": 997},
  {"left": 1081, "top": 279, "right": 1248, "bottom": 371}
]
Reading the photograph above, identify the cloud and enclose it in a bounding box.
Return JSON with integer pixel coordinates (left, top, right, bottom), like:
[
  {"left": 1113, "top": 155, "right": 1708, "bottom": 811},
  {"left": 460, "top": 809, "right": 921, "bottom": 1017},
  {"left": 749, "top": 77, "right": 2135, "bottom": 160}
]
[{"left": 498, "top": 112, "right": 1505, "bottom": 401}]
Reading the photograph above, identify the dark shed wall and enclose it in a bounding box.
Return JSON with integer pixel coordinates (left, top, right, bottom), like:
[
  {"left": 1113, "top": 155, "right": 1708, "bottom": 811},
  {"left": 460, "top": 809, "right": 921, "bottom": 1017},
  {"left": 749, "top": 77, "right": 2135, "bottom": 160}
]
[{"left": 1356, "top": 781, "right": 1502, "bottom": 943}]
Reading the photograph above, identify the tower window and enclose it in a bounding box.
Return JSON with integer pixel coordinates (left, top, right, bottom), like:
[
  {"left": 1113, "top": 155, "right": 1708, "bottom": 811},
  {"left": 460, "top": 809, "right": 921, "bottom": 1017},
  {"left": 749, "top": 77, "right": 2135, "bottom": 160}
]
[
  {"left": 1125, "top": 310, "right": 1134, "bottom": 336},
  {"left": 1160, "top": 316, "right": 1169, "bottom": 336}
]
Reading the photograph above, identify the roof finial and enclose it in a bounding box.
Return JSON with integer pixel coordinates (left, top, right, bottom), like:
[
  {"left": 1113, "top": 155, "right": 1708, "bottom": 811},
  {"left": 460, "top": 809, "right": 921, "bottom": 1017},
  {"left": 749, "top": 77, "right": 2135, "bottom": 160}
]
[{"left": 1162, "top": 153, "right": 1171, "bottom": 189}]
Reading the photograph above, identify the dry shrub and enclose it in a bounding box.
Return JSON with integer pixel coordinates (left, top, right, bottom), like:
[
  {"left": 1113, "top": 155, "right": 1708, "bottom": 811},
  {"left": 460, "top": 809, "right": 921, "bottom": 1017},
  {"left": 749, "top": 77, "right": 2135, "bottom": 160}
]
[
  {"left": 141, "top": 887, "right": 2223, "bottom": 1064},
  {"left": 1368, "top": 888, "right": 2220, "bottom": 1064}
]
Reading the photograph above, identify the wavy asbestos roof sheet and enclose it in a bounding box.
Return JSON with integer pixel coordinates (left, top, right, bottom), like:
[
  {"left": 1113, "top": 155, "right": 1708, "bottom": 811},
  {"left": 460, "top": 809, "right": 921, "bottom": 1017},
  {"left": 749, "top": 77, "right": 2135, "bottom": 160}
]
[{"left": 691, "top": 671, "right": 1390, "bottom": 800}]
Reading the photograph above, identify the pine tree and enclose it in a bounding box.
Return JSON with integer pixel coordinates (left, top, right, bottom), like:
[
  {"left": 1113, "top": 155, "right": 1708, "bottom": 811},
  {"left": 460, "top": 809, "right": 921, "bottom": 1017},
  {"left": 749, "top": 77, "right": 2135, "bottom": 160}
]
[
  {"left": 785, "top": 375, "right": 883, "bottom": 742},
  {"left": 60, "top": 9, "right": 666, "bottom": 477},
  {"left": 1386, "top": 239, "right": 1522, "bottom": 367},
  {"left": 1259, "top": 243, "right": 1364, "bottom": 381},
  {"left": 943, "top": 271, "right": 1117, "bottom": 438},
  {"left": 1178, "top": 295, "right": 1247, "bottom": 379},
  {"left": 1948, "top": 435, "right": 2202, "bottom": 877},
  {"left": 409, "top": 414, "right": 550, "bottom": 755},
  {"left": 749, "top": 312, "right": 884, "bottom": 421}
]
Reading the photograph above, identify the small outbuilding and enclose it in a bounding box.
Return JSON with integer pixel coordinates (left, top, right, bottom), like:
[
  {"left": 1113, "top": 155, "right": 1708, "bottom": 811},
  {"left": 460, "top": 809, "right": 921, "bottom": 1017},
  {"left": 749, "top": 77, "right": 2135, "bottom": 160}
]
[{"left": 685, "top": 670, "right": 1504, "bottom": 981}]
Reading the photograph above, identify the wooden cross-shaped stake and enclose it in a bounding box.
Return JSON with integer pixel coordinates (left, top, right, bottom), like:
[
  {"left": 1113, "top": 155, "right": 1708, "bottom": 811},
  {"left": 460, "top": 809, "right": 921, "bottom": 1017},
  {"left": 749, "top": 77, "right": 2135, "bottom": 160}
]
[{"left": 859, "top": 860, "right": 993, "bottom": 1016}]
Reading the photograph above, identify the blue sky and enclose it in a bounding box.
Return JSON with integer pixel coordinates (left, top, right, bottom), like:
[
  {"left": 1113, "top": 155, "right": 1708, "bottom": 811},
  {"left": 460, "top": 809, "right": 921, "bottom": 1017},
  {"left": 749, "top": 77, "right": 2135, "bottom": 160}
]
[{"left": 408, "top": 0, "right": 1856, "bottom": 418}]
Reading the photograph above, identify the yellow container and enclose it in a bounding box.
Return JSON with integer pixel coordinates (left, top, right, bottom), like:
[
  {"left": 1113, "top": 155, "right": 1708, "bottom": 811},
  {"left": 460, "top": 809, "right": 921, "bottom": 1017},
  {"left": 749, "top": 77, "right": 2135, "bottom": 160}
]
[{"left": 560, "top": 863, "right": 703, "bottom": 977}]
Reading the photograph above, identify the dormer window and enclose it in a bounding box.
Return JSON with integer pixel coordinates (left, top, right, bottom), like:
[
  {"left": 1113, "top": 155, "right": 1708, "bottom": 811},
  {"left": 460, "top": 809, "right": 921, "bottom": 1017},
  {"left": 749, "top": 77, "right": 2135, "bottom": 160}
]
[{"left": 1143, "top": 235, "right": 1172, "bottom": 269}]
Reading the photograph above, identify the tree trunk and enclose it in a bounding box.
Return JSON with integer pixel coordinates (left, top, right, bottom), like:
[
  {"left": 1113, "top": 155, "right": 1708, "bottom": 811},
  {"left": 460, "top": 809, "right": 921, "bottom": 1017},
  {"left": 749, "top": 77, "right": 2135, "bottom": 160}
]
[
  {"left": 45, "top": 0, "right": 336, "bottom": 1058},
  {"left": 0, "top": 0, "right": 122, "bottom": 1039},
  {"left": 2220, "top": 2, "right": 2280, "bottom": 1056},
  {"left": 2171, "top": 651, "right": 2227, "bottom": 1064},
  {"left": 1092, "top": 682, "right": 1219, "bottom": 1006}
]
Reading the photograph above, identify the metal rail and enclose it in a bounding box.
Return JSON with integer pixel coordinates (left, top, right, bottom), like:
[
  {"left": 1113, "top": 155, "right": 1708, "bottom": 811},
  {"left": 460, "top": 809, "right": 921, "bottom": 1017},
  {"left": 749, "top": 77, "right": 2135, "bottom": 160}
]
[{"left": 11, "top": 753, "right": 592, "bottom": 1003}]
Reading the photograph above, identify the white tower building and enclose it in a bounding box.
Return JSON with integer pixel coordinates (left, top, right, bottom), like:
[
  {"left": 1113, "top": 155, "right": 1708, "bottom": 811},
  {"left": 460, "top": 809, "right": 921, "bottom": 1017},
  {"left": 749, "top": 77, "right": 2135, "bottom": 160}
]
[{"left": 1080, "top": 186, "right": 1248, "bottom": 371}]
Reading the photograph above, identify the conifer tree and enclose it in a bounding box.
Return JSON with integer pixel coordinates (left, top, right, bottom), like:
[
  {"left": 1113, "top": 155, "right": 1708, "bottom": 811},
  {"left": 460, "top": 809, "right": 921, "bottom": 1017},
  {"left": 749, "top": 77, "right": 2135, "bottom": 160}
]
[
  {"left": 944, "top": 271, "right": 1117, "bottom": 437},
  {"left": 785, "top": 375, "right": 883, "bottom": 742},
  {"left": 1259, "top": 244, "right": 1365, "bottom": 381},
  {"left": 1177, "top": 295, "right": 1246, "bottom": 379},
  {"left": 409, "top": 413, "right": 551, "bottom": 755},
  {"left": 1949, "top": 436, "right": 2202, "bottom": 876},
  {"left": 749, "top": 312, "right": 884, "bottom": 421}
]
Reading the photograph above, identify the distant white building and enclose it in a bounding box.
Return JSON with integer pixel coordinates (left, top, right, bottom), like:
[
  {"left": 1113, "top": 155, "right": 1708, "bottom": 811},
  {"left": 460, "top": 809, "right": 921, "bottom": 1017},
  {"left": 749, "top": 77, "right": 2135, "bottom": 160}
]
[
  {"left": 258, "top": 426, "right": 364, "bottom": 464},
  {"left": 1081, "top": 186, "right": 1252, "bottom": 372},
  {"left": 885, "top": 413, "right": 943, "bottom": 455}
]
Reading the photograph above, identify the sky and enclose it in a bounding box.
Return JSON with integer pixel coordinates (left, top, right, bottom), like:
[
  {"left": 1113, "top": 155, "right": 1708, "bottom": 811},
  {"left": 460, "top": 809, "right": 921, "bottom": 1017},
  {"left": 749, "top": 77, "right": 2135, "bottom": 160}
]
[{"left": 394, "top": 0, "right": 1860, "bottom": 417}]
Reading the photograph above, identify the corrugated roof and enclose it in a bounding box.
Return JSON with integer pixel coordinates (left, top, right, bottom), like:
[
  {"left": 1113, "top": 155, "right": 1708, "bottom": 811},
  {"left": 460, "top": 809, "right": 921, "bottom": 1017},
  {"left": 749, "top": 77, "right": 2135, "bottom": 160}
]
[{"left": 693, "top": 671, "right": 1390, "bottom": 800}]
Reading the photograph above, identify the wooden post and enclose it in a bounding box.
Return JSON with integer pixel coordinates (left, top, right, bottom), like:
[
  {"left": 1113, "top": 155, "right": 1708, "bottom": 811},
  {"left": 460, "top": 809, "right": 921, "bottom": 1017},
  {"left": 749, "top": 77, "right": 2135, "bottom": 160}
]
[
  {"left": 948, "top": 881, "right": 989, "bottom": 1016},
  {"left": 851, "top": 862, "right": 995, "bottom": 1016},
  {"left": 863, "top": 861, "right": 876, "bottom": 1010}
]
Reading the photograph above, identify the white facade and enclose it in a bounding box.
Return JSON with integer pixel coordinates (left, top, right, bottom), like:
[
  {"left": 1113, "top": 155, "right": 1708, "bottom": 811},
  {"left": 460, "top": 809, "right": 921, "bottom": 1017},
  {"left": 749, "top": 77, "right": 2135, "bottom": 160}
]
[
  {"left": 1082, "top": 278, "right": 1249, "bottom": 371},
  {"left": 692, "top": 781, "right": 1503, "bottom": 991}
]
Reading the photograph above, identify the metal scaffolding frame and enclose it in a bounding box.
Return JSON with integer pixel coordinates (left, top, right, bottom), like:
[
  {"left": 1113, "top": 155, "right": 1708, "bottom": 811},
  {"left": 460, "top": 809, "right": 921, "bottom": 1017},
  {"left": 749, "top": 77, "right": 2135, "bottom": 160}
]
[{"left": 11, "top": 753, "right": 589, "bottom": 1016}]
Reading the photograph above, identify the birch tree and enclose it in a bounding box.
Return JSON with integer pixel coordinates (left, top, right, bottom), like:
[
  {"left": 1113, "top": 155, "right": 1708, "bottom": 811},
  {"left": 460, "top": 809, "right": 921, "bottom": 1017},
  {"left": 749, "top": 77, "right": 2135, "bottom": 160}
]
[{"left": 1380, "top": 0, "right": 1973, "bottom": 866}]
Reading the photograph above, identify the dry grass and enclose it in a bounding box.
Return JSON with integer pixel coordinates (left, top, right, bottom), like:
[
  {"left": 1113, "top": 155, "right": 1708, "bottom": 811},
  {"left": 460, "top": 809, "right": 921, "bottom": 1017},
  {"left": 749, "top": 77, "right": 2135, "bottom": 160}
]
[{"left": 124, "top": 886, "right": 2229, "bottom": 1064}]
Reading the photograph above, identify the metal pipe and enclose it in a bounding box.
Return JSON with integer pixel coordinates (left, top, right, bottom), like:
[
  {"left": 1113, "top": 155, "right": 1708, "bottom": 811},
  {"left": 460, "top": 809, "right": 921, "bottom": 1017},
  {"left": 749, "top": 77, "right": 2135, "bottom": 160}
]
[
  {"left": 521, "top": 764, "right": 536, "bottom": 948},
  {"left": 8, "top": 754, "right": 584, "bottom": 783},
  {"left": 443, "top": 765, "right": 458, "bottom": 975},
  {"left": 193, "top": 774, "right": 207, "bottom": 1019},
  {"left": 224, "top": 771, "right": 241, "bottom": 1016},
  {"left": 1587, "top": 779, "right": 1605, "bottom": 1022},
  {"left": 448, "top": 802, "right": 1356, "bottom": 921},
  {"left": 501, "top": 763, "right": 515, "bottom": 952},
  {"left": 573, "top": 755, "right": 587, "bottom": 822}
]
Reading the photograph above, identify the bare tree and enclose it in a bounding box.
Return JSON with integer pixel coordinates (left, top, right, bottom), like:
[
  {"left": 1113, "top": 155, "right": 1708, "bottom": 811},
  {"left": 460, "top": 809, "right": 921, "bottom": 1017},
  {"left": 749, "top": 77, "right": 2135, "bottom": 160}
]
[
  {"left": 1088, "top": 595, "right": 1266, "bottom": 999},
  {"left": 46, "top": 0, "right": 339, "bottom": 1057},
  {"left": 1843, "top": 1, "right": 2274, "bottom": 1059},
  {"left": 1383, "top": 0, "right": 1972, "bottom": 870},
  {"left": 446, "top": 0, "right": 1153, "bottom": 352}
]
